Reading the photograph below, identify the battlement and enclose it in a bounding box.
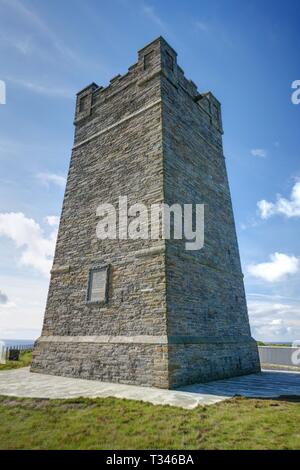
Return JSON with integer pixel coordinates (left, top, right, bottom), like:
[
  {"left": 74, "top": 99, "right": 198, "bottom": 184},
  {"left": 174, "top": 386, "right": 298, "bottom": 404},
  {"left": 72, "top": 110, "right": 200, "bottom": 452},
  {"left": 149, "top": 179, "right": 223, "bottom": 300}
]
[{"left": 74, "top": 36, "right": 222, "bottom": 134}]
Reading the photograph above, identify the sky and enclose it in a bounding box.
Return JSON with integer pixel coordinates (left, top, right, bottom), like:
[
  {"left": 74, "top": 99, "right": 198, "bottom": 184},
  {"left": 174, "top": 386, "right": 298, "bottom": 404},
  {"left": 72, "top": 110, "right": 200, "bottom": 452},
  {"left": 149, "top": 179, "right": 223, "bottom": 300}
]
[{"left": 0, "top": 0, "right": 299, "bottom": 342}]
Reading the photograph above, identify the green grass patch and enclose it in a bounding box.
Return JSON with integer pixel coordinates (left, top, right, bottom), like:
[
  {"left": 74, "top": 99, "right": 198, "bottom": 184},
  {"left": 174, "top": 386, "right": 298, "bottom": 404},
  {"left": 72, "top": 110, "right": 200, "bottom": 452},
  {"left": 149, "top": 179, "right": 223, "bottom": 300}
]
[
  {"left": 0, "top": 395, "right": 299, "bottom": 449},
  {"left": 0, "top": 351, "right": 32, "bottom": 371}
]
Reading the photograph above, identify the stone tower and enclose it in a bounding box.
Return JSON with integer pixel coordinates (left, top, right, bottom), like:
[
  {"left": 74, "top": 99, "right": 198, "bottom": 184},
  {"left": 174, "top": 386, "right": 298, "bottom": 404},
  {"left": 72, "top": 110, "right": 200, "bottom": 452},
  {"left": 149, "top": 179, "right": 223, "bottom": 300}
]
[{"left": 31, "top": 37, "right": 260, "bottom": 388}]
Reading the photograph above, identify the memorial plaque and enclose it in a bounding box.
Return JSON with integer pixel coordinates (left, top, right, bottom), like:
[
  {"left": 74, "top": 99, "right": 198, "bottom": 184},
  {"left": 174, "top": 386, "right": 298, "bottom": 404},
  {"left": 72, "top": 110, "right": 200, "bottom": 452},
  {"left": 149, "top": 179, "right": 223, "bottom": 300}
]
[{"left": 87, "top": 267, "right": 108, "bottom": 303}]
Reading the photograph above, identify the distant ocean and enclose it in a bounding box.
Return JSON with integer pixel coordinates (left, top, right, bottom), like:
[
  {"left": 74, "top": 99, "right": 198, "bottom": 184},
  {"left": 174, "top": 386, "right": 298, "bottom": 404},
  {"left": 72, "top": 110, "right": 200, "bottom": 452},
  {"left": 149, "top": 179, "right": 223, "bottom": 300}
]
[
  {"left": 0, "top": 339, "right": 35, "bottom": 348},
  {"left": 0, "top": 339, "right": 294, "bottom": 348}
]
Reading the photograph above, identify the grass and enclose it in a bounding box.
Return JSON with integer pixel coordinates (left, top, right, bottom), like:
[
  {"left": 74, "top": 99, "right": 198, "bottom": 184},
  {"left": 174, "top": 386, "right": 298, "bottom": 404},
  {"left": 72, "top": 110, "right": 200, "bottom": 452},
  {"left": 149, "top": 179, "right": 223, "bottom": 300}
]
[
  {"left": 0, "top": 351, "right": 299, "bottom": 449},
  {"left": 257, "top": 342, "right": 292, "bottom": 347},
  {"left": 0, "top": 351, "right": 32, "bottom": 371},
  {"left": 0, "top": 395, "right": 299, "bottom": 449},
  {"left": 261, "top": 363, "right": 300, "bottom": 372}
]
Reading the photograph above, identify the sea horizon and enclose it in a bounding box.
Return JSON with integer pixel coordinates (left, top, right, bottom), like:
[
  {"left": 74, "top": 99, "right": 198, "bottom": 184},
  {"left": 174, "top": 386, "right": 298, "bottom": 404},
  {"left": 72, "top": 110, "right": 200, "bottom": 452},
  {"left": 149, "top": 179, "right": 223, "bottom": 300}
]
[
  {"left": 0, "top": 339, "right": 36, "bottom": 348},
  {"left": 0, "top": 338, "right": 294, "bottom": 347}
]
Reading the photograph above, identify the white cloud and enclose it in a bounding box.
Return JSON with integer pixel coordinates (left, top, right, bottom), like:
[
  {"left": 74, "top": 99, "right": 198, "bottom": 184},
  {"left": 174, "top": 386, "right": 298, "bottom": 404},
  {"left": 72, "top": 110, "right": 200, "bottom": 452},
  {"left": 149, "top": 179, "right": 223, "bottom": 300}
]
[
  {"left": 248, "top": 252, "right": 299, "bottom": 282},
  {"left": 7, "top": 77, "right": 73, "bottom": 98},
  {"left": 1, "top": 0, "right": 80, "bottom": 63},
  {"left": 0, "top": 274, "right": 47, "bottom": 340},
  {"left": 271, "top": 318, "right": 283, "bottom": 325},
  {"left": 0, "top": 0, "right": 108, "bottom": 74},
  {"left": 257, "top": 199, "right": 275, "bottom": 219},
  {"left": 44, "top": 215, "right": 59, "bottom": 227},
  {"left": 247, "top": 297, "right": 300, "bottom": 342},
  {"left": 0, "top": 31, "right": 33, "bottom": 56},
  {"left": 257, "top": 181, "right": 300, "bottom": 219},
  {"left": 142, "top": 3, "right": 166, "bottom": 29},
  {"left": 195, "top": 21, "right": 209, "bottom": 32},
  {"left": 250, "top": 148, "right": 267, "bottom": 158},
  {"left": 248, "top": 293, "right": 300, "bottom": 302},
  {"left": 0, "top": 212, "right": 57, "bottom": 276},
  {"left": 0, "top": 290, "right": 8, "bottom": 305},
  {"left": 239, "top": 217, "right": 259, "bottom": 230},
  {"left": 36, "top": 172, "right": 66, "bottom": 189}
]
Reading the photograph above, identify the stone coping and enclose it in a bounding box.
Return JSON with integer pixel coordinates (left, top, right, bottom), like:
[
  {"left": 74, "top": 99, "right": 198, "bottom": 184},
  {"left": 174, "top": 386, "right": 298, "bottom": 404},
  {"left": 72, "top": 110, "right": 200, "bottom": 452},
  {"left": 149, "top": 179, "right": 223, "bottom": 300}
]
[{"left": 36, "top": 335, "right": 256, "bottom": 345}]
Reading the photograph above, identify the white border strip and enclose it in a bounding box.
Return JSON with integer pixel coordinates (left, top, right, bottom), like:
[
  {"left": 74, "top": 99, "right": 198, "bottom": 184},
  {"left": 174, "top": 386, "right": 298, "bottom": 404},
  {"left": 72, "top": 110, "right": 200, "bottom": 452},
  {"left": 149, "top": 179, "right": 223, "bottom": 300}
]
[
  {"left": 37, "top": 335, "right": 254, "bottom": 345},
  {"left": 38, "top": 335, "right": 168, "bottom": 345}
]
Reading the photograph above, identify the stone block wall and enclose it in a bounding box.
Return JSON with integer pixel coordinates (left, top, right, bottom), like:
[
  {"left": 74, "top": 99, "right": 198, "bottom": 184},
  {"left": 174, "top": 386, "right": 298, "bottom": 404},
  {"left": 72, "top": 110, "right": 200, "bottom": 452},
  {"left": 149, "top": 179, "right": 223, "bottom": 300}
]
[
  {"left": 31, "top": 37, "right": 260, "bottom": 388},
  {"left": 160, "top": 56, "right": 260, "bottom": 385}
]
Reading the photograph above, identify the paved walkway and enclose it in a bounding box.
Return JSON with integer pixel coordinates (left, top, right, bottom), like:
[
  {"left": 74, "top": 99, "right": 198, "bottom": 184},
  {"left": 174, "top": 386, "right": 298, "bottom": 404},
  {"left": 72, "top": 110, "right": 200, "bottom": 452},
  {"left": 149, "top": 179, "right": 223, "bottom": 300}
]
[
  {"left": 179, "top": 369, "right": 300, "bottom": 398},
  {"left": 0, "top": 368, "right": 299, "bottom": 409},
  {"left": 0, "top": 368, "right": 225, "bottom": 409}
]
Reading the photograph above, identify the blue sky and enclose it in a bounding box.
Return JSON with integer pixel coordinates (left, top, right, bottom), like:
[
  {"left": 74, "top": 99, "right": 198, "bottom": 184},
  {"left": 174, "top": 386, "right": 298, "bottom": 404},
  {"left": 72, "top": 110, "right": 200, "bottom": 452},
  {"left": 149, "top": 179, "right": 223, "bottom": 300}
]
[{"left": 0, "top": 0, "right": 299, "bottom": 341}]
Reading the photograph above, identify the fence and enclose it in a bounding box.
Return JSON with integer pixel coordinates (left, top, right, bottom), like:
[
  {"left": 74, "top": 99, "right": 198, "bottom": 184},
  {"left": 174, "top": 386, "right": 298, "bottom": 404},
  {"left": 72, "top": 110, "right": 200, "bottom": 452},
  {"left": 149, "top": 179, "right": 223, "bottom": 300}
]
[
  {"left": 258, "top": 346, "right": 300, "bottom": 368},
  {"left": 4, "top": 344, "right": 34, "bottom": 361}
]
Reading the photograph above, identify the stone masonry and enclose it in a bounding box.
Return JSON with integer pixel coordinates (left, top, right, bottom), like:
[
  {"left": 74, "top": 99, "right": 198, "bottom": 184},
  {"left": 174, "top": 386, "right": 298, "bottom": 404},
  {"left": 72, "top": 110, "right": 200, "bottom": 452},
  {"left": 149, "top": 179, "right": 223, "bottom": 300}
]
[{"left": 31, "top": 37, "right": 260, "bottom": 388}]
